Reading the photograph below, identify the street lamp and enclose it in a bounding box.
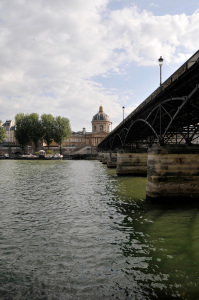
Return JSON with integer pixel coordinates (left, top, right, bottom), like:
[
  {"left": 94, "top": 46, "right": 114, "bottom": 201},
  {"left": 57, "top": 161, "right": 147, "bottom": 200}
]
[
  {"left": 122, "top": 106, "right": 125, "bottom": 121},
  {"left": 158, "top": 56, "right": 164, "bottom": 86}
]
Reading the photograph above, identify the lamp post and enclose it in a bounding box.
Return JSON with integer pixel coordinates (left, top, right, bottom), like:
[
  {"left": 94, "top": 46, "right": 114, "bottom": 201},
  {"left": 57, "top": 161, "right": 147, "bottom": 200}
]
[
  {"left": 122, "top": 106, "right": 125, "bottom": 121},
  {"left": 158, "top": 56, "right": 164, "bottom": 144},
  {"left": 158, "top": 56, "right": 163, "bottom": 87}
]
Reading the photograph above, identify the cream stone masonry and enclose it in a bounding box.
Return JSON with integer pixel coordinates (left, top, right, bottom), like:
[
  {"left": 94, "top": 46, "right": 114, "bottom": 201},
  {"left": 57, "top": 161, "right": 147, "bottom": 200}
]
[
  {"left": 146, "top": 145, "right": 199, "bottom": 201},
  {"left": 116, "top": 149, "right": 148, "bottom": 176},
  {"left": 101, "top": 152, "right": 110, "bottom": 164},
  {"left": 92, "top": 106, "right": 111, "bottom": 133},
  {"left": 1, "top": 120, "right": 16, "bottom": 144},
  {"left": 107, "top": 152, "right": 117, "bottom": 168},
  {"left": 51, "top": 105, "right": 111, "bottom": 148}
]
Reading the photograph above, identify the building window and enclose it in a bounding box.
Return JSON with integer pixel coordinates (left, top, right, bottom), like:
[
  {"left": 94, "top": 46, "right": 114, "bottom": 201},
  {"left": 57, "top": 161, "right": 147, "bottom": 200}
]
[{"left": 100, "top": 125, "right": 103, "bottom": 131}]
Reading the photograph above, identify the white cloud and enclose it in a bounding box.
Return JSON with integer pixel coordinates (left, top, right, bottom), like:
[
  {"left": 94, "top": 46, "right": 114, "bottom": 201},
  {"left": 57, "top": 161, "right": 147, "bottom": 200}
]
[
  {"left": 106, "top": 6, "right": 198, "bottom": 65},
  {"left": 0, "top": 1, "right": 198, "bottom": 131},
  {"left": 149, "top": 2, "right": 159, "bottom": 8}
]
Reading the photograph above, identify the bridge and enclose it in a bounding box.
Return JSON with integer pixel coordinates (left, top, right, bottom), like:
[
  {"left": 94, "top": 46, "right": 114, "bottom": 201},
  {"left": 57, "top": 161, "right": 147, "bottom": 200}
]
[
  {"left": 98, "top": 50, "right": 199, "bottom": 202},
  {"left": 99, "top": 50, "right": 199, "bottom": 150}
]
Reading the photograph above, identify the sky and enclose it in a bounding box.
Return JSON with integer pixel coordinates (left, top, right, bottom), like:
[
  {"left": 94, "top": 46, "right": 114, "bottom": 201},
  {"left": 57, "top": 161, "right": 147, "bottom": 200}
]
[{"left": 0, "top": 0, "right": 199, "bottom": 132}]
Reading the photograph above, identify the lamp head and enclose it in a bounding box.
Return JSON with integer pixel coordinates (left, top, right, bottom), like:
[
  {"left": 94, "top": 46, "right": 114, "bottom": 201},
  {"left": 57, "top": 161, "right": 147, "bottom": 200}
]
[{"left": 158, "top": 56, "right": 163, "bottom": 66}]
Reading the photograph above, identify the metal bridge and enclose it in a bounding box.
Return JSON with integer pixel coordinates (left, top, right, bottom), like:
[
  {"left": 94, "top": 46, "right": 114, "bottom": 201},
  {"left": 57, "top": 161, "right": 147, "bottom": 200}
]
[{"left": 98, "top": 50, "right": 199, "bottom": 151}]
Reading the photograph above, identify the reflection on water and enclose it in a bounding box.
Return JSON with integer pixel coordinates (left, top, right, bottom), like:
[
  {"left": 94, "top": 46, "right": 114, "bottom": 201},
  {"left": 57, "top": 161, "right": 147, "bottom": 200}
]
[{"left": 0, "top": 160, "right": 199, "bottom": 299}]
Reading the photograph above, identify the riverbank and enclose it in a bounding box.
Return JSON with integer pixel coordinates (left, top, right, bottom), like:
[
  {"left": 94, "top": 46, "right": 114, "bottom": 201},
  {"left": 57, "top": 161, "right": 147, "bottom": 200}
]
[
  {"left": 0, "top": 145, "right": 98, "bottom": 158},
  {"left": 0, "top": 154, "right": 64, "bottom": 160},
  {"left": 0, "top": 153, "right": 99, "bottom": 160}
]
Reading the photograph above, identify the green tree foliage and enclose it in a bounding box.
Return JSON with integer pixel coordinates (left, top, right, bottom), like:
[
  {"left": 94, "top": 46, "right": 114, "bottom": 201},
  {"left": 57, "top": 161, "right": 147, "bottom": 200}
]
[
  {"left": 14, "top": 113, "right": 71, "bottom": 154},
  {"left": 28, "top": 113, "right": 43, "bottom": 151},
  {"left": 14, "top": 113, "right": 31, "bottom": 152},
  {"left": 41, "top": 114, "right": 54, "bottom": 149},
  {"left": 15, "top": 113, "right": 43, "bottom": 152},
  {"left": 53, "top": 116, "right": 71, "bottom": 154},
  {"left": 0, "top": 121, "right": 6, "bottom": 143}
]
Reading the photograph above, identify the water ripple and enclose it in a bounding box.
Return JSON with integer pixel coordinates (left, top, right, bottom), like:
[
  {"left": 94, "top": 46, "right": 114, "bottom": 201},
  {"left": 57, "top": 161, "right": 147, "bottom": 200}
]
[{"left": 0, "top": 160, "right": 199, "bottom": 299}]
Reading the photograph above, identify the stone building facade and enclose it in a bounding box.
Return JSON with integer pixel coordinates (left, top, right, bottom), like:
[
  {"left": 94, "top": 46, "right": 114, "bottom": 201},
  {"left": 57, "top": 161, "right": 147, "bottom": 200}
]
[
  {"left": 0, "top": 120, "right": 16, "bottom": 144},
  {"left": 51, "top": 105, "right": 111, "bottom": 148},
  {"left": 0, "top": 106, "right": 111, "bottom": 152},
  {"left": 92, "top": 105, "right": 111, "bottom": 134}
]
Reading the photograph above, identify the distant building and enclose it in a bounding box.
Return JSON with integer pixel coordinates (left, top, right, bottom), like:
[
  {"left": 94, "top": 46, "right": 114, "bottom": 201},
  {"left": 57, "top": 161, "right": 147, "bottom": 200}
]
[
  {"left": 61, "top": 128, "right": 87, "bottom": 147},
  {"left": 1, "top": 120, "right": 16, "bottom": 144},
  {"left": 1, "top": 106, "right": 111, "bottom": 150},
  {"left": 90, "top": 105, "right": 111, "bottom": 145},
  {"left": 48, "top": 105, "right": 111, "bottom": 148},
  {"left": 66, "top": 105, "right": 111, "bottom": 147}
]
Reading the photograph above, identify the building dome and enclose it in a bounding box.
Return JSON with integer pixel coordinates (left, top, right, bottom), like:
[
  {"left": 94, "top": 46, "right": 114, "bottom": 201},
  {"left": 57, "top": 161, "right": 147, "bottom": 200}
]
[
  {"left": 92, "top": 106, "right": 111, "bottom": 134},
  {"left": 92, "top": 106, "right": 110, "bottom": 122}
]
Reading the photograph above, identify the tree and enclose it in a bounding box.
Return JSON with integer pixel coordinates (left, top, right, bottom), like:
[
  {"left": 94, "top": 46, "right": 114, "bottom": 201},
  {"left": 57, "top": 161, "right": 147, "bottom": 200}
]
[
  {"left": 14, "top": 113, "right": 31, "bottom": 153},
  {"left": 53, "top": 116, "right": 71, "bottom": 154},
  {"left": 0, "top": 121, "right": 6, "bottom": 143},
  {"left": 14, "top": 113, "right": 71, "bottom": 154},
  {"left": 41, "top": 114, "right": 54, "bottom": 149},
  {"left": 28, "top": 113, "right": 43, "bottom": 151}
]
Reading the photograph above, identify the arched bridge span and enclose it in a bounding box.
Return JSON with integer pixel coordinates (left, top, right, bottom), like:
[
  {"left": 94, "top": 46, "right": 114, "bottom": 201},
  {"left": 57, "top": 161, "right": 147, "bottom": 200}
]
[{"left": 98, "top": 50, "right": 199, "bottom": 151}]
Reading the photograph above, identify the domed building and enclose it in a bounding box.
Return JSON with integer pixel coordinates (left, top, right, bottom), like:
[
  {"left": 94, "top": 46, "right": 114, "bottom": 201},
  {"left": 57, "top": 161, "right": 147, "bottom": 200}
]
[
  {"left": 60, "top": 105, "right": 111, "bottom": 148},
  {"left": 92, "top": 106, "right": 111, "bottom": 134}
]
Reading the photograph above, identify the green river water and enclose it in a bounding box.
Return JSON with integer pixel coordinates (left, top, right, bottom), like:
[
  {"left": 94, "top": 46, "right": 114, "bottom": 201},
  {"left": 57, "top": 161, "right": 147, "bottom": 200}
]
[{"left": 0, "top": 160, "right": 198, "bottom": 299}]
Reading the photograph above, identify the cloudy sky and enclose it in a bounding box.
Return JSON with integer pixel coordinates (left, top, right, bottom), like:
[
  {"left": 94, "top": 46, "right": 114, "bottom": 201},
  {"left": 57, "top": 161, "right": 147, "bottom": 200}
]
[{"left": 0, "top": 0, "right": 199, "bottom": 132}]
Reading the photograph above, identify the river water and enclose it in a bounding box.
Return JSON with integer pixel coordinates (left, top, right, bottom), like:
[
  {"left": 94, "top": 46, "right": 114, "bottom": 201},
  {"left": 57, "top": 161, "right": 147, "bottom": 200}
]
[{"left": 0, "top": 160, "right": 198, "bottom": 300}]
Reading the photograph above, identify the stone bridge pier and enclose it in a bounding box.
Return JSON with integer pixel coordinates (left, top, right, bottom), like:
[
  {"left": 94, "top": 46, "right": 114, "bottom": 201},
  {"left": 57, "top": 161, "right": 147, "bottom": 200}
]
[
  {"left": 98, "top": 152, "right": 110, "bottom": 164},
  {"left": 146, "top": 144, "right": 199, "bottom": 202},
  {"left": 107, "top": 151, "right": 117, "bottom": 168},
  {"left": 99, "top": 144, "right": 199, "bottom": 202},
  {"left": 98, "top": 151, "right": 117, "bottom": 167},
  {"left": 116, "top": 148, "right": 148, "bottom": 176}
]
